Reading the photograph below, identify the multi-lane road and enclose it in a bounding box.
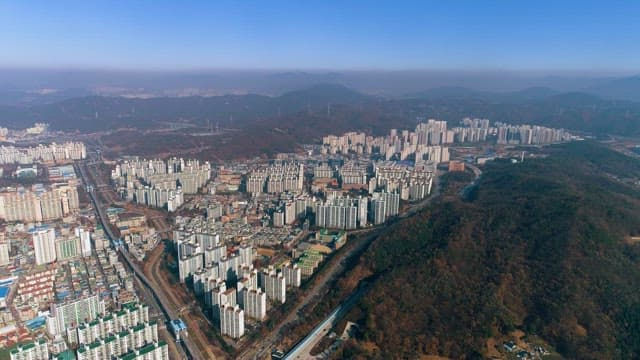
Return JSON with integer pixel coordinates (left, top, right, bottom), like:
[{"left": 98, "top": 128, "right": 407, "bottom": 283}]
[
  {"left": 76, "top": 160, "right": 206, "bottom": 360},
  {"left": 279, "top": 174, "right": 444, "bottom": 359},
  {"left": 279, "top": 167, "right": 486, "bottom": 359},
  {"left": 283, "top": 284, "right": 368, "bottom": 359},
  {"left": 238, "top": 172, "right": 445, "bottom": 360},
  {"left": 76, "top": 154, "right": 476, "bottom": 360}
]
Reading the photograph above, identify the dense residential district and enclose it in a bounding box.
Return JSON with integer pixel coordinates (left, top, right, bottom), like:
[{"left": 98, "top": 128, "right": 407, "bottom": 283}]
[{"left": 0, "top": 118, "right": 574, "bottom": 359}]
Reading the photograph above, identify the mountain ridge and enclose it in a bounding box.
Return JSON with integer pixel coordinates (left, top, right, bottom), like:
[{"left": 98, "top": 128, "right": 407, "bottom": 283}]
[
  {"left": 3, "top": 83, "right": 640, "bottom": 138},
  {"left": 339, "top": 141, "right": 640, "bottom": 359},
  {"left": 0, "top": 84, "right": 371, "bottom": 130}
]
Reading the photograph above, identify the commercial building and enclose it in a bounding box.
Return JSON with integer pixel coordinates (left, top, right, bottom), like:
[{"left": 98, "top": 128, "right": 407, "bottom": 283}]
[{"left": 75, "top": 227, "right": 93, "bottom": 257}]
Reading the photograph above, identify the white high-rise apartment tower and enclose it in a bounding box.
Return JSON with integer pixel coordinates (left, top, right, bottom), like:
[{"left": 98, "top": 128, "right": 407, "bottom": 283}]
[{"left": 33, "top": 228, "right": 56, "bottom": 265}]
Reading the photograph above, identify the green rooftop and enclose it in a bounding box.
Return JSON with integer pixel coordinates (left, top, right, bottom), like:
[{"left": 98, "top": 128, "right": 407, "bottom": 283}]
[
  {"left": 121, "top": 302, "right": 139, "bottom": 311},
  {"left": 21, "top": 342, "right": 36, "bottom": 351},
  {"left": 56, "top": 350, "right": 76, "bottom": 360},
  {"left": 137, "top": 343, "right": 157, "bottom": 355},
  {"left": 119, "top": 353, "right": 137, "bottom": 360}
]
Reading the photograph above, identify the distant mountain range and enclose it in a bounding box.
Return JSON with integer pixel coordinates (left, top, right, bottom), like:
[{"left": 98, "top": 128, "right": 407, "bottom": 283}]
[
  {"left": 586, "top": 75, "right": 640, "bottom": 102},
  {"left": 3, "top": 82, "right": 640, "bottom": 138},
  {"left": 405, "top": 79, "right": 640, "bottom": 103},
  {"left": 2, "top": 69, "right": 640, "bottom": 103},
  {"left": 404, "top": 86, "right": 560, "bottom": 103},
  {"left": 0, "top": 84, "right": 371, "bottom": 131},
  {"left": 0, "top": 88, "right": 92, "bottom": 107}
]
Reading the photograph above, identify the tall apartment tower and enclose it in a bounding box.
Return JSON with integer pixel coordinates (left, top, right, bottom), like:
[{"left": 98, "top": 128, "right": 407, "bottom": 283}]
[
  {"left": 0, "top": 240, "right": 9, "bottom": 266},
  {"left": 75, "top": 227, "right": 92, "bottom": 257},
  {"left": 238, "top": 243, "right": 253, "bottom": 267},
  {"left": 283, "top": 264, "right": 301, "bottom": 288},
  {"left": 33, "top": 228, "right": 57, "bottom": 265},
  {"left": 220, "top": 304, "right": 245, "bottom": 339},
  {"left": 261, "top": 270, "right": 286, "bottom": 304},
  {"left": 242, "top": 288, "right": 266, "bottom": 321}
]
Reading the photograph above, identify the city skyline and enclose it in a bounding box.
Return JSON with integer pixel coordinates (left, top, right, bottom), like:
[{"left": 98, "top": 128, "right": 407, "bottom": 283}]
[{"left": 2, "top": 2, "right": 640, "bottom": 359}]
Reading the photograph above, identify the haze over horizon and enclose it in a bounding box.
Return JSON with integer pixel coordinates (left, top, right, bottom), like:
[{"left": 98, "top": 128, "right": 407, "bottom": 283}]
[
  {"left": 3, "top": 4, "right": 640, "bottom": 360},
  {"left": 2, "top": 1, "right": 640, "bottom": 101}
]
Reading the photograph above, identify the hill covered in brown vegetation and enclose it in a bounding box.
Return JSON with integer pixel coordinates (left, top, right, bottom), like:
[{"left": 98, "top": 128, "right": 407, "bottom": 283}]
[{"left": 340, "top": 142, "right": 640, "bottom": 359}]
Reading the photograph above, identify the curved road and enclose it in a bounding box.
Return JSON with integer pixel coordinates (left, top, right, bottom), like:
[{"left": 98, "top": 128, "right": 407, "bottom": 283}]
[
  {"left": 280, "top": 167, "right": 485, "bottom": 359},
  {"left": 77, "top": 160, "right": 204, "bottom": 360},
  {"left": 283, "top": 285, "right": 368, "bottom": 360},
  {"left": 240, "top": 172, "right": 444, "bottom": 360}
]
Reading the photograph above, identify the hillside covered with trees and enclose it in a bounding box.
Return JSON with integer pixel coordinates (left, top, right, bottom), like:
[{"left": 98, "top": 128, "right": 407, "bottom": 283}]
[{"left": 344, "top": 142, "right": 640, "bottom": 359}]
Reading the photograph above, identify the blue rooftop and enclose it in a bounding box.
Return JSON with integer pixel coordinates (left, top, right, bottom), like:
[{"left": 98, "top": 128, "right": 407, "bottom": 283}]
[
  {"left": 0, "top": 278, "right": 15, "bottom": 286},
  {"left": 170, "top": 319, "right": 187, "bottom": 332},
  {"left": 25, "top": 316, "right": 46, "bottom": 331},
  {"left": 28, "top": 224, "right": 51, "bottom": 233},
  {"left": 0, "top": 287, "right": 9, "bottom": 298}
]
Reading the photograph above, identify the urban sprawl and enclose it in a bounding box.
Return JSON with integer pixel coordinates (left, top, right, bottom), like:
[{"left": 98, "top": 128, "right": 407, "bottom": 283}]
[{"left": 0, "top": 119, "right": 574, "bottom": 359}]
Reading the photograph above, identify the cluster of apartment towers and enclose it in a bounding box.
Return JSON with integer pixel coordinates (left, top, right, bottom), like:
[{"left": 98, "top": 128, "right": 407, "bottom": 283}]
[
  {"left": 111, "top": 157, "right": 211, "bottom": 211},
  {"left": 0, "top": 142, "right": 86, "bottom": 165},
  {"left": 175, "top": 231, "right": 301, "bottom": 339},
  {"left": 0, "top": 183, "right": 80, "bottom": 223},
  {"left": 321, "top": 119, "right": 452, "bottom": 162},
  {"left": 249, "top": 160, "right": 433, "bottom": 230}
]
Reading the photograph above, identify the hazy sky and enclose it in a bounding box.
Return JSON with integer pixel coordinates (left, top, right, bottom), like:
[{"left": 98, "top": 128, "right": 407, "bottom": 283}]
[{"left": 1, "top": 1, "right": 639, "bottom": 71}]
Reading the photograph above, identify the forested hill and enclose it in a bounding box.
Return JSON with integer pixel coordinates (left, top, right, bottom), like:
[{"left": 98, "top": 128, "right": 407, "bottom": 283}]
[{"left": 347, "top": 141, "right": 640, "bottom": 359}]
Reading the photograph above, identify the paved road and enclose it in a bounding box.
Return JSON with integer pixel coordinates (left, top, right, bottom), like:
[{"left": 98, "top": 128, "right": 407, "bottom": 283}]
[
  {"left": 79, "top": 154, "right": 450, "bottom": 360},
  {"left": 284, "top": 285, "right": 368, "bottom": 359},
  {"left": 240, "top": 173, "right": 443, "bottom": 360},
  {"left": 77, "top": 160, "right": 204, "bottom": 360},
  {"left": 241, "top": 227, "right": 384, "bottom": 360},
  {"left": 278, "top": 173, "right": 445, "bottom": 359},
  {"left": 143, "top": 241, "right": 221, "bottom": 359},
  {"left": 460, "top": 162, "right": 483, "bottom": 198}
]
